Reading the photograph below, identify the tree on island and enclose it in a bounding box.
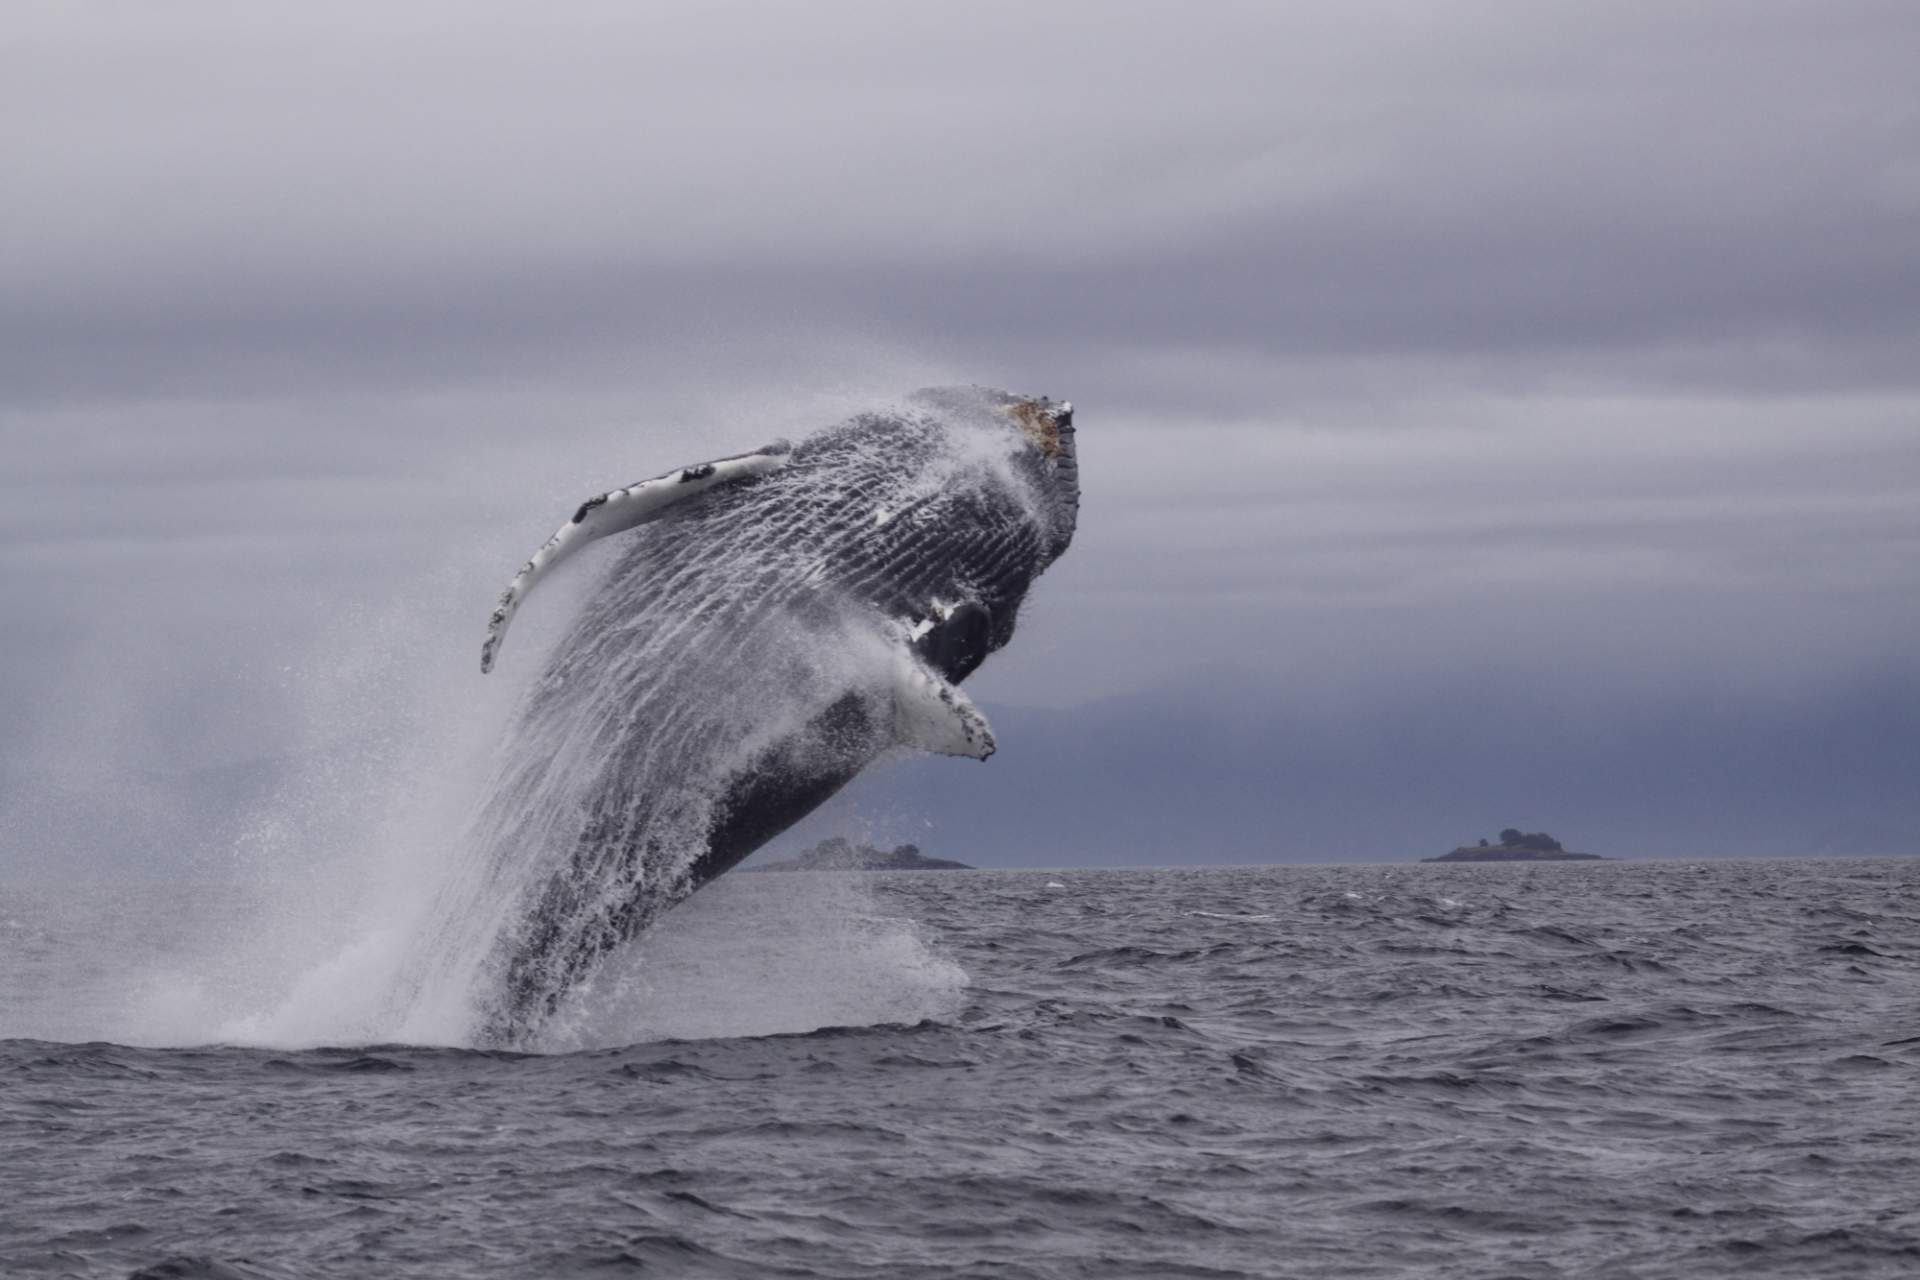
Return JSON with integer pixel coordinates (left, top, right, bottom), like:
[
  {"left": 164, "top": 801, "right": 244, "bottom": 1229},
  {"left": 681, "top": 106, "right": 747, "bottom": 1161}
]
[
  {"left": 1496, "top": 828, "right": 1563, "bottom": 852},
  {"left": 753, "top": 837, "right": 972, "bottom": 872},
  {"left": 1430, "top": 827, "right": 1600, "bottom": 862}
]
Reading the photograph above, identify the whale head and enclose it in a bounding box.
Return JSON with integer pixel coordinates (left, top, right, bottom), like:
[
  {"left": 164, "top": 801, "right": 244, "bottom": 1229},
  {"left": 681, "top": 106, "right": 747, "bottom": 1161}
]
[{"left": 907, "top": 385, "right": 1080, "bottom": 563}]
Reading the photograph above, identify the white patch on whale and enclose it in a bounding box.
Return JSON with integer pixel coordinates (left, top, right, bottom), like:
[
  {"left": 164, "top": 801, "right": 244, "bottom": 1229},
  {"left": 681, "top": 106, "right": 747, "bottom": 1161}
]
[{"left": 892, "top": 649, "right": 995, "bottom": 759}]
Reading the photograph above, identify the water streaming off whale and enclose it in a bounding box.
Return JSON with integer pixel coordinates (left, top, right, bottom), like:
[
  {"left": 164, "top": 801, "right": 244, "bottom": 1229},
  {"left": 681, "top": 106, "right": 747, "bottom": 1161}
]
[{"left": 392, "top": 387, "right": 1079, "bottom": 1046}]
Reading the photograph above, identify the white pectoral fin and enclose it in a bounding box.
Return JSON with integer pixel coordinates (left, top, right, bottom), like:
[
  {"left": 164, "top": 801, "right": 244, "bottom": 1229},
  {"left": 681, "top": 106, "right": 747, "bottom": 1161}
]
[
  {"left": 893, "top": 652, "right": 996, "bottom": 760},
  {"left": 480, "top": 440, "right": 792, "bottom": 673}
]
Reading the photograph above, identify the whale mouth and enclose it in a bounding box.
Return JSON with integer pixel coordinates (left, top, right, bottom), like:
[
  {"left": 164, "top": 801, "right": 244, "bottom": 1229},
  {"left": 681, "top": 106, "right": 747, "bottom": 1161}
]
[{"left": 1007, "top": 398, "right": 1078, "bottom": 564}]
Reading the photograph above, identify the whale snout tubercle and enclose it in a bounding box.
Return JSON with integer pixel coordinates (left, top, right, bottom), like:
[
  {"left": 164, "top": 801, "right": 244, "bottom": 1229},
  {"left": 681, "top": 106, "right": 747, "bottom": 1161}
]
[{"left": 1009, "top": 399, "right": 1072, "bottom": 457}]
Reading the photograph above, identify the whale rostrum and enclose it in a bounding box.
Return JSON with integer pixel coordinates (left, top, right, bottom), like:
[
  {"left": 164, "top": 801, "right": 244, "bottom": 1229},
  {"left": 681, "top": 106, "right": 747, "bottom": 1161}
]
[{"left": 451, "top": 388, "right": 1078, "bottom": 1043}]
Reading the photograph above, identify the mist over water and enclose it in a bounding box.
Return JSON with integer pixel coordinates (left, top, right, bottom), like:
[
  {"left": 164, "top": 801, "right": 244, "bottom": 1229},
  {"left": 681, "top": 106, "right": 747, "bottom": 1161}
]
[
  {"left": 0, "top": 872, "right": 966, "bottom": 1054},
  {"left": 10, "top": 606, "right": 954, "bottom": 1054},
  {"left": 0, "top": 384, "right": 1045, "bottom": 1053}
]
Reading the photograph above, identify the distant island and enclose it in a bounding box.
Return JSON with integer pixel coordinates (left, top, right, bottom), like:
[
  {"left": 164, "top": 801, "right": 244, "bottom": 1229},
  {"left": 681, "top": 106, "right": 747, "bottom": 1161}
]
[
  {"left": 749, "top": 837, "right": 974, "bottom": 872},
  {"left": 1423, "top": 828, "right": 1609, "bottom": 863}
]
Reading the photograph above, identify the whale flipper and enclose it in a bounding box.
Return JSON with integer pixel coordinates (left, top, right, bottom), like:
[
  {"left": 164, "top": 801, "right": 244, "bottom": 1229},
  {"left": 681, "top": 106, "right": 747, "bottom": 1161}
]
[
  {"left": 893, "top": 650, "right": 996, "bottom": 760},
  {"left": 461, "top": 389, "right": 1081, "bottom": 1044},
  {"left": 481, "top": 441, "right": 793, "bottom": 673}
]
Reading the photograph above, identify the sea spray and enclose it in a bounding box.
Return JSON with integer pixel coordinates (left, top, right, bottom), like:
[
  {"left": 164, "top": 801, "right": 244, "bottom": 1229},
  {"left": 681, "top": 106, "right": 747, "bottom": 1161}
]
[
  {"left": 537, "top": 871, "right": 971, "bottom": 1052},
  {"left": 405, "top": 393, "right": 1074, "bottom": 1045},
  {"left": 33, "top": 388, "right": 1072, "bottom": 1051}
]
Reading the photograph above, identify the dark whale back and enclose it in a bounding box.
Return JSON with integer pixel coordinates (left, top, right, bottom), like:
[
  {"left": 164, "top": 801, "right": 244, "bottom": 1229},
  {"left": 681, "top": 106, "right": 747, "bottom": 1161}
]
[{"left": 454, "top": 394, "right": 1077, "bottom": 1042}]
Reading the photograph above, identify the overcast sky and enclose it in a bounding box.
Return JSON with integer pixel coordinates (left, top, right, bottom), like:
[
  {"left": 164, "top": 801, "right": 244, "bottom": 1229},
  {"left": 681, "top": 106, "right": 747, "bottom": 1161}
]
[{"left": 4, "top": 2, "right": 1918, "bottom": 874}]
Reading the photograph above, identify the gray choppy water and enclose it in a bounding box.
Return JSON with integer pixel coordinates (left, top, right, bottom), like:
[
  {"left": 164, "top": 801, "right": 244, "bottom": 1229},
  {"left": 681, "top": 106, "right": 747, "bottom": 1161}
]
[{"left": 4, "top": 858, "right": 1920, "bottom": 1279}]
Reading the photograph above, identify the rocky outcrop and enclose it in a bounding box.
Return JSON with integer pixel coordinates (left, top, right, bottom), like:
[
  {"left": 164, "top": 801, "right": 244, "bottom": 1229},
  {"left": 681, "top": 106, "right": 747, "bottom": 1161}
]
[
  {"left": 750, "top": 838, "right": 973, "bottom": 872},
  {"left": 1423, "top": 846, "right": 1607, "bottom": 863},
  {"left": 1423, "top": 828, "right": 1608, "bottom": 862}
]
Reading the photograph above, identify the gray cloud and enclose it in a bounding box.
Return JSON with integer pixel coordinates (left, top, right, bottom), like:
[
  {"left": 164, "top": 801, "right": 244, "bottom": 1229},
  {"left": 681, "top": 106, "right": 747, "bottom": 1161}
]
[
  {"left": 9, "top": 2, "right": 1918, "bottom": 401},
  {"left": 4, "top": 1, "right": 1918, "bottom": 873}
]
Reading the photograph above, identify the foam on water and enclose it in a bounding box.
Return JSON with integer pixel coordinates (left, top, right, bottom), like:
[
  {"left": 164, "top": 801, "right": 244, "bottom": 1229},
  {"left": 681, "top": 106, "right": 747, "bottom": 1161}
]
[
  {"left": 12, "top": 862, "right": 1920, "bottom": 1280},
  {"left": 538, "top": 873, "right": 970, "bottom": 1052}
]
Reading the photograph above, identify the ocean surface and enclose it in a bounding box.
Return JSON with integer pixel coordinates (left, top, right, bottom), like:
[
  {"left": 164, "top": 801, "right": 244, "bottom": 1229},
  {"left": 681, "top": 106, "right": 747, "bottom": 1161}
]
[{"left": 4, "top": 858, "right": 1919, "bottom": 1279}]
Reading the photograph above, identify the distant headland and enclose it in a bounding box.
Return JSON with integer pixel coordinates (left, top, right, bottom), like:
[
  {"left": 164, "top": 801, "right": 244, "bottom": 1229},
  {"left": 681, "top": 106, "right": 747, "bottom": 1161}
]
[
  {"left": 1423, "top": 828, "right": 1608, "bottom": 863},
  {"left": 749, "top": 837, "right": 974, "bottom": 872}
]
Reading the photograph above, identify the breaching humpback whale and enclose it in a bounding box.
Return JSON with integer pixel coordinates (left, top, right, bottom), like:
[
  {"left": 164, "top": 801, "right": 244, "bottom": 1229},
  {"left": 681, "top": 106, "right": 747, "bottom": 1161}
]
[{"left": 466, "top": 387, "right": 1078, "bottom": 1043}]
